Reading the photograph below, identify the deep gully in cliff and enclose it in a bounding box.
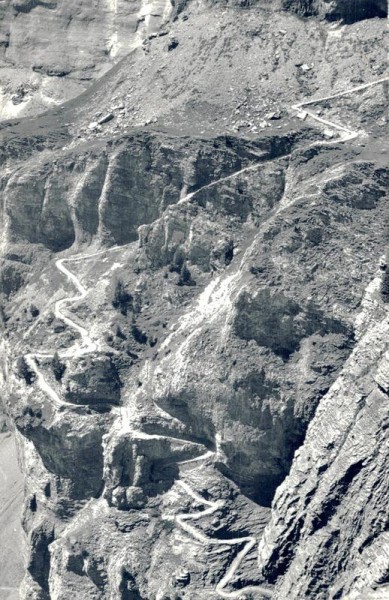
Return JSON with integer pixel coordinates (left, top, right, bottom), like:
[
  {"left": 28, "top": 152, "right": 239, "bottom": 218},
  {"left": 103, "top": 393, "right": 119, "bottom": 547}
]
[{"left": 22, "top": 77, "right": 388, "bottom": 598}]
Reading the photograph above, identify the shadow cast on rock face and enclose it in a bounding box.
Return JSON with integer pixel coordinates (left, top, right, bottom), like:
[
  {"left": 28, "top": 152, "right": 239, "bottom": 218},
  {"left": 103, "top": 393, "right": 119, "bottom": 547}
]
[
  {"left": 119, "top": 570, "right": 146, "bottom": 600},
  {"left": 26, "top": 520, "right": 54, "bottom": 598},
  {"left": 216, "top": 460, "right": 287, "bottom": 508},
  {"left": 234, "top": 289, "right": 352, "bottom": 362},
  {"left": 282, "top": 0, "right": 387, "bottom": 22},
  {"left": 325, "top": 0, "right": 387, "bottom": 23},
  {"left": 155, "top": 392, "right": 217, "bottom": 446},
  {"left": 144, "top": 461, "right": 180, "bottom": 498}
]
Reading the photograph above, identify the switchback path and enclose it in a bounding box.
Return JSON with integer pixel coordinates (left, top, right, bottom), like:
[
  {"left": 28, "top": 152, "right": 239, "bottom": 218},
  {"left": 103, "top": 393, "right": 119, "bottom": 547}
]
[
  {"left": 291, "top": 77, "right": 389, "bottom": 142},
  {"left": 164, "top": 478, "right": 273, "bottom": 598},
  {"left": 21, "top": 77, "right": 388, "bottom": 598},
  {"left": 25, "top": 246, "right": 124, "bottom": 407}
]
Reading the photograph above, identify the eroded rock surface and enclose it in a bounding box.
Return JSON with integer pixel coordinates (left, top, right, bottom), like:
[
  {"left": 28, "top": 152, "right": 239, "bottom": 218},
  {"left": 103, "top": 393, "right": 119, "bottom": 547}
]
[
  {"left": 257, "top": 296, "right": 389, "bottom": 599},
  {"left": 0, "top": 0, "right": 172, "bottom": 119},
  {"left": 0, "top": 1, "right": 388, "bottom": 599}
]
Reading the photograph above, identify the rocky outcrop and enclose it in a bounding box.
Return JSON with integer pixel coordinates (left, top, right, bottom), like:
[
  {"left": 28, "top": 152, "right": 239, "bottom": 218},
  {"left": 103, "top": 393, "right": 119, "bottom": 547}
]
[
  {"left": 63, "top": 354, "right": 121, "bottom": 407},
  {"left": 1, "top": 130, "right": 300, "bottom": 262},
  {"left": 234, "top": 289, "right": 349, "bottom": 360},
  {"left": 13, "top": 401, "right": 110, "bottom": 502},
  {"left": 104, "top": 431, "right": 208, "bottom": 509}
]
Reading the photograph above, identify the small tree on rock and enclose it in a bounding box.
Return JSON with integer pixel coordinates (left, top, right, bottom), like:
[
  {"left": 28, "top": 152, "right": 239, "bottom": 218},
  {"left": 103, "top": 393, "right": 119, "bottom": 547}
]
[
  {"left": 381, "top": 268, "right": 389, "bottom": 303},
  {"left": 177, "top": 261, "right": 195, "bottom": 287},
  {"left": 114, "top": 322, "right": 126, "bottom": 340},
  {"left": 169, "top": 247, "right": 185, "bottom": 273},
  {"left": 29, "top": 304, "right": 40, "bottom": 318},
  {"left": 52, "top": 352, "right": 66, "bottom": 382},
  {"left": 112, "top": 279, "right": 133, "bottom": 316},
  {"left": 0, "top": 303, "right": 7, "bottom": 330},
  {"left": 131, "top": 324, "right": 148, "bottom": 345},
  {"left": 16, "top": 356, "right": 34, "bottom": 385}
]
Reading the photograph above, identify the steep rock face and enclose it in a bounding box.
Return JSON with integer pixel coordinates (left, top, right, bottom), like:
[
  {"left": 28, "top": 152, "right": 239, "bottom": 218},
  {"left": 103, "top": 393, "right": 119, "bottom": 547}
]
[
  {"left": 1, "top": 130, "right": 300, "bottom": 288},
  {"left": 257, "top": 284, "right": 389, "bottom": 599},
  {"left": 13, "top": 399, "right": 110, "bottom": 502},
  {"left": 128, "top": 153, "right": 387, "bottom": 505},
  {"left": 1, "top": 125, "right": 318, "bottom": 599},
  {"left": 9, "top": 393, "right": 113, "bottom": 597},
  {"left": 0, "top": 0, "right": 171, "bottom": 119},
  {"left": 0, "top": 428, "right": 24, "bottom": 596}
]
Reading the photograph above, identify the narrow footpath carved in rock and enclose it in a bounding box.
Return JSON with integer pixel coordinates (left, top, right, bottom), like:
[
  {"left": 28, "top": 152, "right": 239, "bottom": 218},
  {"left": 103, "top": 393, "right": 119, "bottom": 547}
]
[{"left": 22, "top": 77, "right": 388, "bottom": 598}]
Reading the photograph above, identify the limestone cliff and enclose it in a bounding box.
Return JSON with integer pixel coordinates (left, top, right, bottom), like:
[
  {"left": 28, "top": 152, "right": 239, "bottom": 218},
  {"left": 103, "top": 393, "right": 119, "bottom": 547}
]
[
  {"left": 257, "top": 277, "right": 389, "bottom": 599},
  {"left": 0, "top": 0, "right": 172, "bottom": 119}
]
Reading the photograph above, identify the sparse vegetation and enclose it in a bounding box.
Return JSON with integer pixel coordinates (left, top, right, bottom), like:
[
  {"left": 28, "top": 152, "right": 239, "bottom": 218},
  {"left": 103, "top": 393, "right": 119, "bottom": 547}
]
[
  {"left": 51, "top": 352, "right": 66, "bottom": 382},
  {"left": 0, "top": 303, "right": 7, "bottom": 329},
  {"left": 46, "top": 311, "right": 55, "bottom": 325},
  {"left": 112, "top": 278, "right": 133, "bottom": 316},
  {"left": 53, "top": 319, "right": 66, "bottom": 333},
  {"left": 16, "top": 356, "right": 35, "bottom": 385},
  {"left": 224, "top": 239, "right": 234, "bottom": 264},
  {"left": 126, "top": 347, "right": 139, "bottom": 360},
  {"left": 114, "top": 323, "right": 126, "bottom": 339},
  {"left": 380, "top": 268, "right": 389, "bottom": 303},
  {"left": 131, "top": 324, "right": 148, "bottom": 344},
  {"left": 169, "top": 247, "right": 185, "bottom": 274},
  {"left": 30, "top": 304, "right": 40, "bottom": 318},
  {"left": 177, "top": 261, "right": 195, "bottom": 287},
  {"left": 149, "top": 336, "right": 158, "bottom": 348}
]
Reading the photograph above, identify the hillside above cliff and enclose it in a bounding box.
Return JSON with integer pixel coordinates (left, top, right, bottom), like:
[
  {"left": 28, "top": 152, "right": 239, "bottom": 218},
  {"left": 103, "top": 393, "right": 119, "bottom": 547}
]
[{"left": 0, "top": 1, "right": 388, "bottom": 599}]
